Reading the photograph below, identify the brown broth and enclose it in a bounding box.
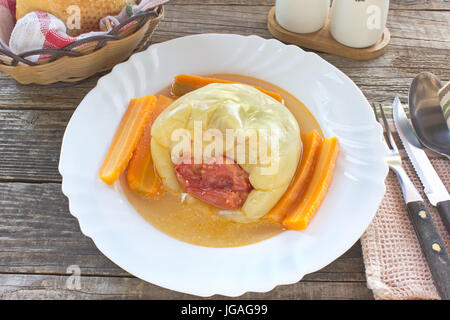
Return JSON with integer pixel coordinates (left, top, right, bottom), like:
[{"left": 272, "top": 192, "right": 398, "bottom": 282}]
[{"left": 120, "top": 74, "right": 323, "bottom": 248}]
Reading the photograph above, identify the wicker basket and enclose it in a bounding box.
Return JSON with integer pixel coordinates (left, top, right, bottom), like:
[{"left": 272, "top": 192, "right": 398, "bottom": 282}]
[{"left": 0, "top": 6, "right": 164, "bottom": 85}]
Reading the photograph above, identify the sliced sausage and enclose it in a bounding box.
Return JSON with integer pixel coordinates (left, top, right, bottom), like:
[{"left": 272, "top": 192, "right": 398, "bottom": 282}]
[{"left": 174, "top": 157, "right": 253, "bottom": 210}]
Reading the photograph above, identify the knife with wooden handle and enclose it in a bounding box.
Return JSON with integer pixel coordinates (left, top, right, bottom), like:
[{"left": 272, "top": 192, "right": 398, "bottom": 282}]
[
  {"left": 392, "top": 97, "right": 450, "bottom": 299},
  {"left": 388, "top": 154, "right": 450, "bottom": 300},
  {"left": 393, "top": 98, "right": 450, "bottom": 235},
  {"left": 406, "top": 201, "right": 450, "bottom": 299}
]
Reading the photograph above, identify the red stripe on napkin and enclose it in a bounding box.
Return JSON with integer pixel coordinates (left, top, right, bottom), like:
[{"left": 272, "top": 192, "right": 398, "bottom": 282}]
[{"left": 36, "top": 11, "right": 75, "bottom": 50}]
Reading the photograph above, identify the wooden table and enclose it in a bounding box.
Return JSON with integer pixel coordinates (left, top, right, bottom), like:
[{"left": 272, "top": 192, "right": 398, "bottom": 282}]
[{"left": 0, "top": 0, "right": 449, "bottom": 300}]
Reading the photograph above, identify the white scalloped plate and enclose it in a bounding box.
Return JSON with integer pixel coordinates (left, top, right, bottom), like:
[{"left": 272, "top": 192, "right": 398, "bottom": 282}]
[{"left": 59, "top": 34, "right": 388, "bottom": 297}]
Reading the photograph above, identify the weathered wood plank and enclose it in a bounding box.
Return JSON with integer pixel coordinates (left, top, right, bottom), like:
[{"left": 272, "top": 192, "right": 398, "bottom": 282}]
[
  {"left": 0, "top": 182, "right": 120, "bottom": 276},
  {"left": 169, "top": 0, "right": 450, "bottom": 11},
  {"left": 0, "top": 182, "right": 366, "bottom": 282},
  {"left": 0, "top": 77, "right": 101, "bottom": 111},
  {"left": 390, "top": 0, "right": 450, "bottom": 10},
  {"left": 0, "top": 274, "right": 373, "bottom": 300},
  {"left": 157, "top": 6, "right": 450, "bottom": 46},
  {"left": 0, "top": 8, "right": 449, "bottom": 111},
  {"left": 0, "top": 110, "right": 71, "bottom": 182}
]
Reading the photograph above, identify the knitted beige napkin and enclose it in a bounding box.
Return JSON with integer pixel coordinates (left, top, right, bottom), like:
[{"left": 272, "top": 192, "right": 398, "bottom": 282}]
[{"left": 361, "top": 157, "right": 449, "bottom": 300}]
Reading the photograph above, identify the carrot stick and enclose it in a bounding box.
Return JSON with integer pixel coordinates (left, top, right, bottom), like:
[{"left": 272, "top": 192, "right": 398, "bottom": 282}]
[
  {"left": 172, "top": 74, "right": 283, "bottom": 103},
  {"left": 282, "top": 137, "right": 340, "bottom": 231},
  {"left": 126, "top": 95, "right": 173, "bottom": 198},
  {"left": 99, "top": 95, "right": 157, "bottom": 185},
  {"left": 266, "top": 130, "right": 323, "bottom": 224}
]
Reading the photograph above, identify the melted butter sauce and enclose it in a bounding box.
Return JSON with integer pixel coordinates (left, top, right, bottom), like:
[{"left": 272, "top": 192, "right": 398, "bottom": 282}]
[{"left": 120, "top": 74, "right": 323, "bottom": 248}]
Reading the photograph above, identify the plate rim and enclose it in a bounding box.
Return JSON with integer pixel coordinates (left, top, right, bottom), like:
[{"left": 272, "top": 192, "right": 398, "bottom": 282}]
[{"left": 59, "top": 33, "right": 388, "bottom": 297}]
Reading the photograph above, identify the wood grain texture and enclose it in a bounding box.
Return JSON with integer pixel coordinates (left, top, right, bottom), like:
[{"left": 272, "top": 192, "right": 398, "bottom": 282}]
[
  {"left": 169, "top": 0, "right": 450, "bottom": 11},
  {"left": 0, "top": 110, "right": 71, "bottom": 182},
  {"left": 0, "top": 6, "right": 448, "bottom": 110},
  {"left": 0, "top": 1, "right": 449, "bottom": 300},
  {"left": 0, "top": 274, "right": 373, "bottom": 300}
]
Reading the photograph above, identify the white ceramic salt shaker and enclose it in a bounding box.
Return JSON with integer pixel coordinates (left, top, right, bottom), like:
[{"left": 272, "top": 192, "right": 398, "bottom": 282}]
[
  {"left": 275, "top": 0, "right": 331, "bottom": 34},
  {"left": 330, "top": 0, "right": 390, "bottom": 48}
]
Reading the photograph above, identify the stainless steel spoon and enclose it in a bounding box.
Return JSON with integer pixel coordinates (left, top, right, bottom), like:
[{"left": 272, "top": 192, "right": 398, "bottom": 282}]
[{"left": 409, "top": 72, "right": 450, "bottom": 158}]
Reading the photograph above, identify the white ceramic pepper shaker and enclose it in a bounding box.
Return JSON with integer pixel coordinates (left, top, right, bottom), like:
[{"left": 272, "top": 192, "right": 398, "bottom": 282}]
[
  {"left": 275, "top": 0, "right": 331, "bottom": 34},
  {"left": 330, "top": 0, "right": 390, "bottom": 48}
]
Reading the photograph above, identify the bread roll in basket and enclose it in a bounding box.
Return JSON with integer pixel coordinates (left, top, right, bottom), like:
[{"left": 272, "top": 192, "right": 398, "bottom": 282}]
[{"left": 0, "top": 3, "right": 164, "bottom": 85}]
